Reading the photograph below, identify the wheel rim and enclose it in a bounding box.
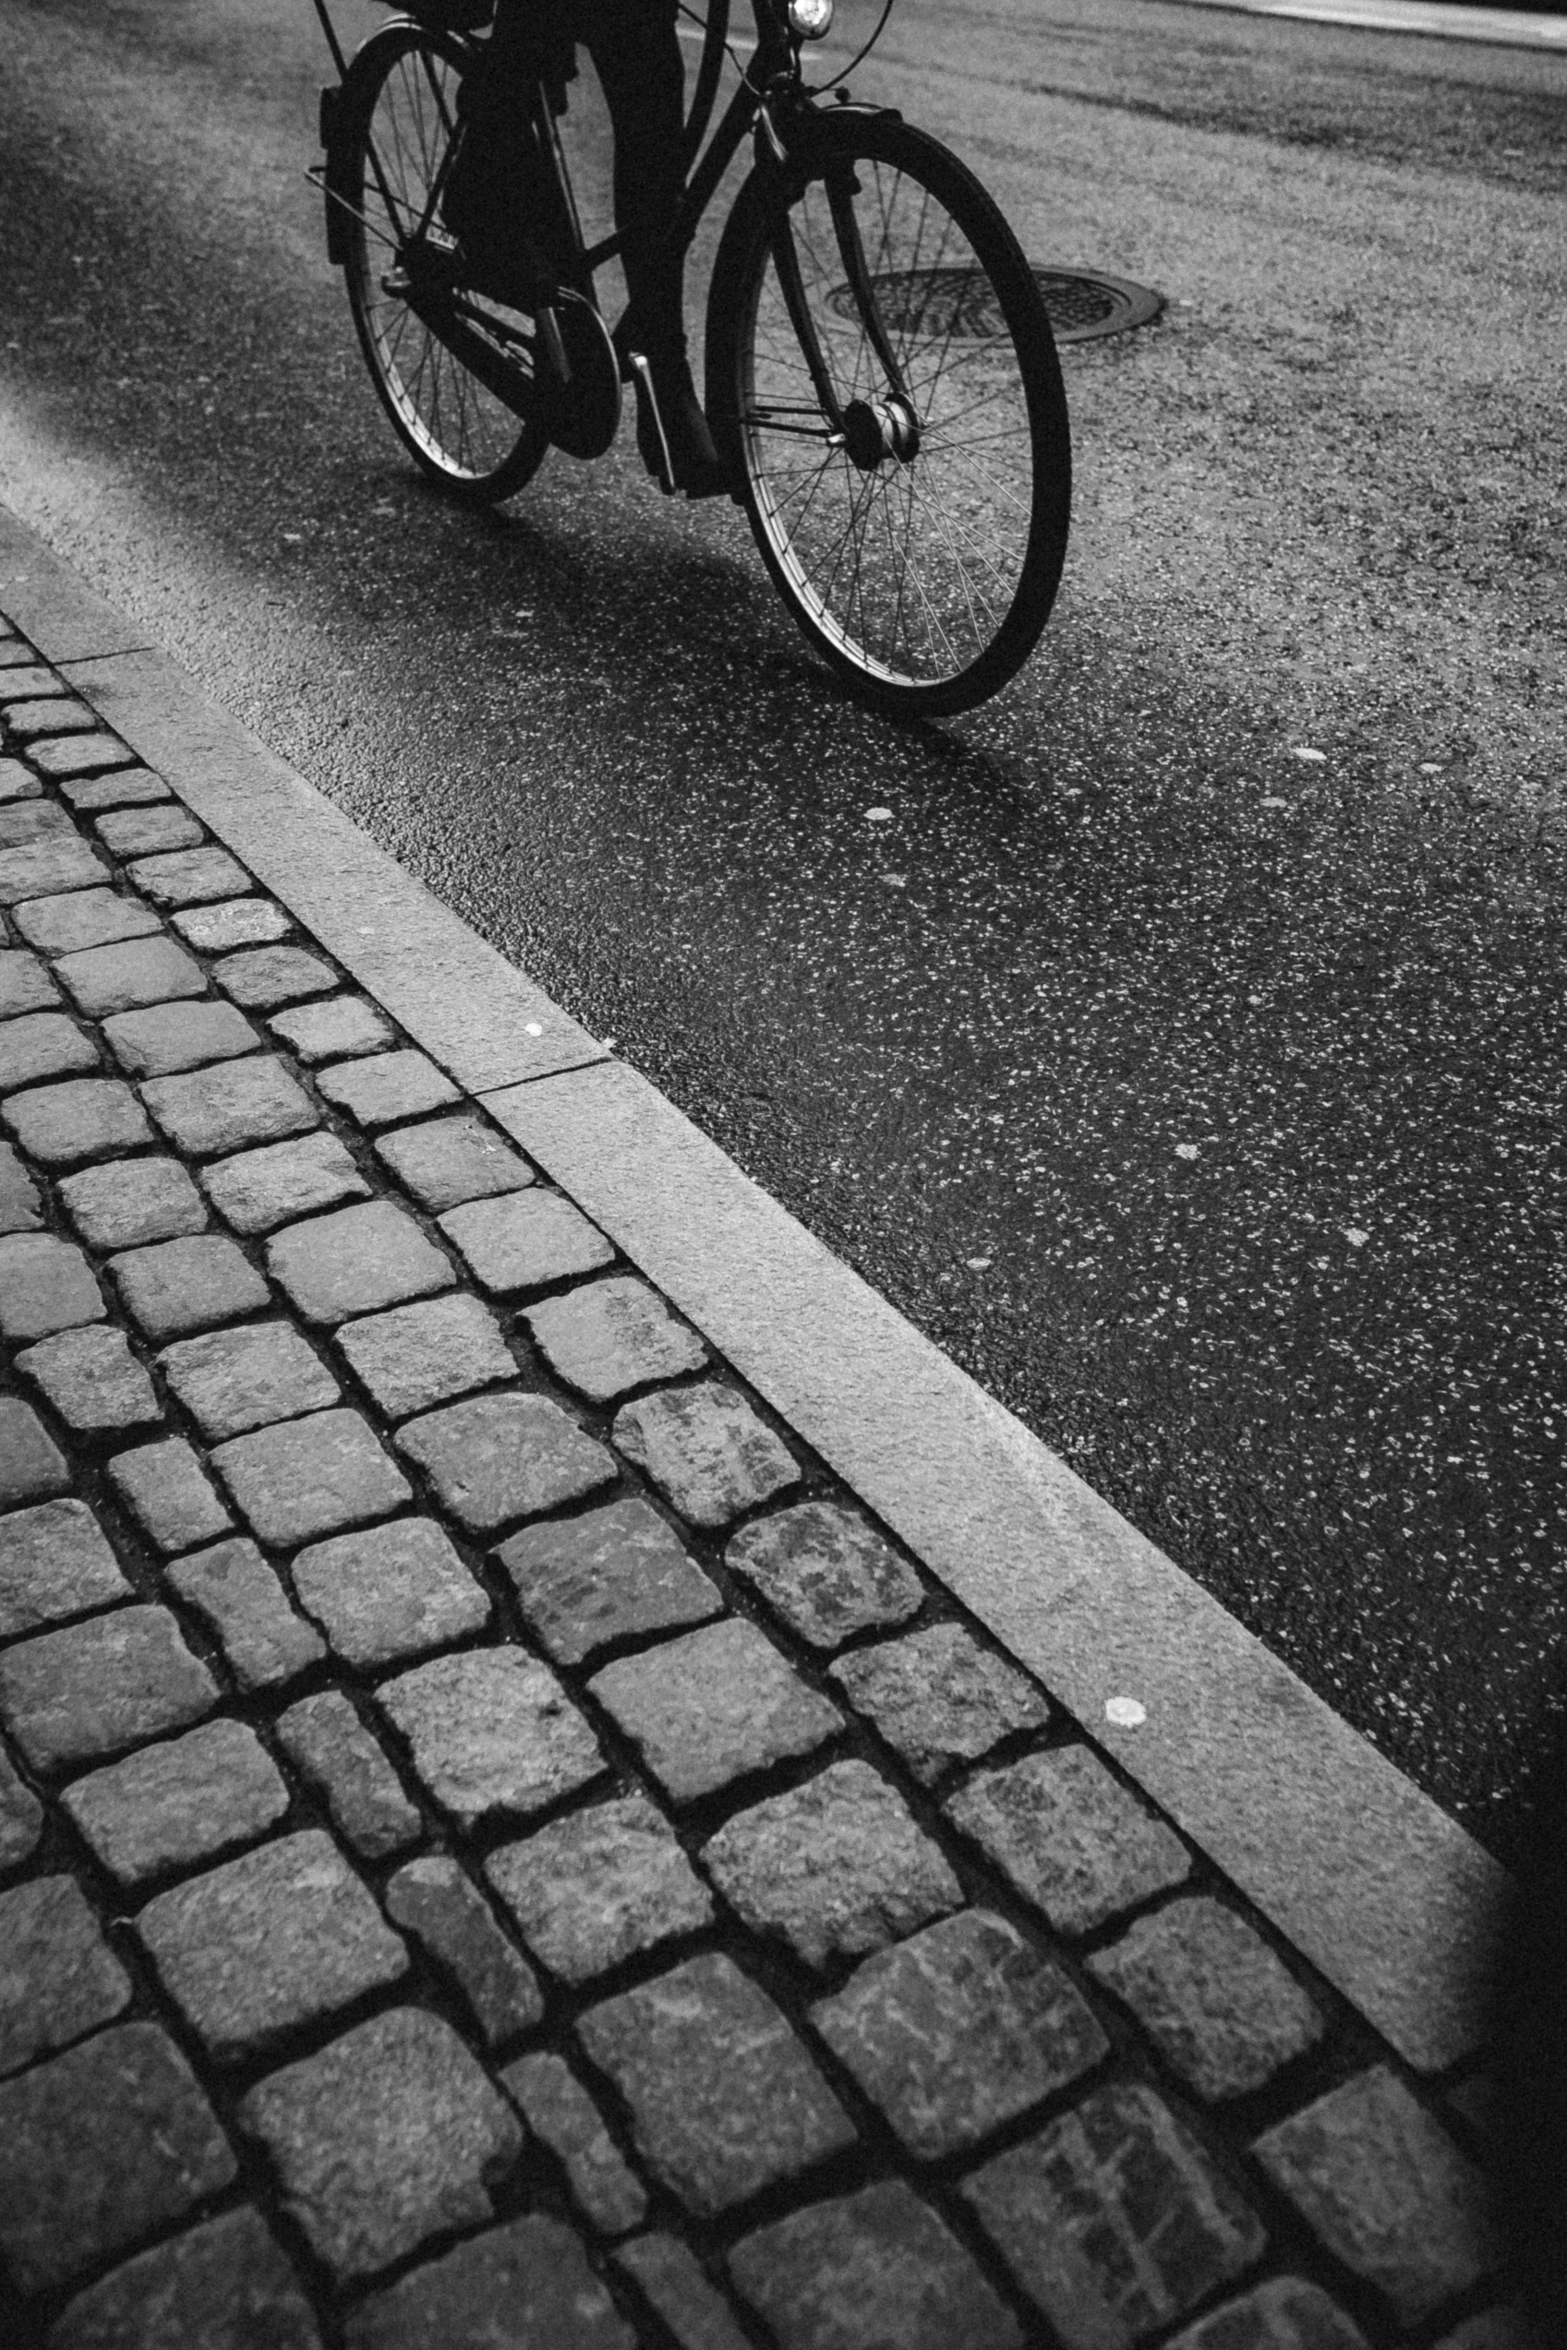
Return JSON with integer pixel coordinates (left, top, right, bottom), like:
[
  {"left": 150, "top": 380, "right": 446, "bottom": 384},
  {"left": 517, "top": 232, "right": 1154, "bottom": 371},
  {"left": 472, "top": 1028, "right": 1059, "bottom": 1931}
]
[
  {"left": 738, "top": 159, "right": 1047, "bottom": 694},
  {"left": 350, "top": 43, "right": 533, "bottom": 484}
]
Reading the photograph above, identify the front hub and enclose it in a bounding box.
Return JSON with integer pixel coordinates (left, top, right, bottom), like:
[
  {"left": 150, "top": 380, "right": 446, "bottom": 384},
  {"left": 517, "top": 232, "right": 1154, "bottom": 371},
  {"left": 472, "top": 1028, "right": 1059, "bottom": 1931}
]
[{"left": 841, "top": 394, "right": 921, "bottom": 472}]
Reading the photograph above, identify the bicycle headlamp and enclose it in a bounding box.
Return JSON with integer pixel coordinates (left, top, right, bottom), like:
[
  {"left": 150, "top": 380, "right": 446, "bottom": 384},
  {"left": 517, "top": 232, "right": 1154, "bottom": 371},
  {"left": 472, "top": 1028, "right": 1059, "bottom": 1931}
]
[{"left": 787, "top": 0, "right": 834, "bottom": 39}]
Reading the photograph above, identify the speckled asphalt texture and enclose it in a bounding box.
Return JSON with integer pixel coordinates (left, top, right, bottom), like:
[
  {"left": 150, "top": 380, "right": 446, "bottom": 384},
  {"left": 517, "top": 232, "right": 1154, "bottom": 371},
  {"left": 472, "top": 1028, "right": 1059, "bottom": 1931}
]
[{"left": 0, "top": 0, "right": 1561, "bottom": 1862}]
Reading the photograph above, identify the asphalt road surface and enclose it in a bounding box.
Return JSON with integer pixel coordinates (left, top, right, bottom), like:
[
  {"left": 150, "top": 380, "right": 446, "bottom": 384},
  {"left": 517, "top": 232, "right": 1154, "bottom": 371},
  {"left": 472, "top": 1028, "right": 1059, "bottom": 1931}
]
[{"left": 1, "top": 0, "right": 1562, "bottom": 1863}]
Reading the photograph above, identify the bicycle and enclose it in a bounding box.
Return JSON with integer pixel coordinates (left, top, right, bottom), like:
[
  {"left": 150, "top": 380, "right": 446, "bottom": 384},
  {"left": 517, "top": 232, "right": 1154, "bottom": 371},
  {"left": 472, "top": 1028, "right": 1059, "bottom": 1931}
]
[{"left": 311, "top": 0, "right": 1071, "bottom": 716}]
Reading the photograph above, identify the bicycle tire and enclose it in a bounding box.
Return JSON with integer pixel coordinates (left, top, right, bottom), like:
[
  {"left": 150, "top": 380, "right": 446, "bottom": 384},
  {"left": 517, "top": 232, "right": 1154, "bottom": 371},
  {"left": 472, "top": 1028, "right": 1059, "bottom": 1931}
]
[
  {"left": 706, "top": 115, "right": 1070, "bottom": 716},
  {"left": 340, "top": 23, "right": 550, "bottom": 504}
]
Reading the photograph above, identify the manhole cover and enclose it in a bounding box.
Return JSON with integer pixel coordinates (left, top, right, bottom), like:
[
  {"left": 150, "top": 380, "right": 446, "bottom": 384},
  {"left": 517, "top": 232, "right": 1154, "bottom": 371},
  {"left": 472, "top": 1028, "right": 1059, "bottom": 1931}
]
[{"left": 828, "top": 266, "right": 1164, "bottom": 344}]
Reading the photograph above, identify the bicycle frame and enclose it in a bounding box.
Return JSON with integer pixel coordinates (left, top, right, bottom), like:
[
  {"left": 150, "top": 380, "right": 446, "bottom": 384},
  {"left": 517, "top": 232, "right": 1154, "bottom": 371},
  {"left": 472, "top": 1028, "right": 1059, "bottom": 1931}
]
[{"left": 311, "top": 0, "right": 908, "bottom": 442}]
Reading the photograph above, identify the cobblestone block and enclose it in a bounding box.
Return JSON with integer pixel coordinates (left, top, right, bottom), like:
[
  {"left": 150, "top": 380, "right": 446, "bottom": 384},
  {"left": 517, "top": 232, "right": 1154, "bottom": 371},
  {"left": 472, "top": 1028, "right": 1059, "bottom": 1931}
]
[
  {"left": 268, "top": 1197, "right": 454, "bottom": 1326},
  {"left": 108, "top": 1435, "right": 234, "bottom": 1552},
  {"left": 58, "top": 764, "right": 171, "bottom": 813},
  {"left": 216, "top": 943, "right": 338, "bottom": 1009},
  {"left": 318, "top": 1047, "right": 461, "bottom": 1128},
  {"left": 440, "top": 1187, "right": 613, "bottom": 1295},
  {"left": 2, "top": 1074, "right": 153, "bottom": 1164},
  {"left": 499, "top": 1497, "right": 722, "bottom": 1666},
  {"left": 5, "top": 697, "right": 98, "bottom": 739},
  {"left": 1167, "top": 2276, "right": 1372, "bottom": 2350},
  {"left": 59, "top": 1153, "right": 208, "bottom": 1249},
  {"left": 502, "top": 2052, "right": 646, "bottom": 2232},
  {"left": 291, "top": 1516, "right": 489, "bottom": 1667},
  {"left": 63, "top": 1717, "right": 290, "bottom": 1887},
  {"left": 830, "top": 1625, "right": 1050, "bottom": 1783},
  {"left": 277, "top": 1691, "right": 423, "bottom": 1858},
  {"left": 1088, "top": 1897, "right": 1324, "bottom": 2101},
  {"left": 14, "top": 884, "right": 161, "bottom": 953},
  {"left": 613, "top": 2235, "right": 752, "bottom": 2350},
  {"left": 0, "top": 831, "right": 106, "bottom": 902},
  {"left": 731, "top": 2180, "right": 1023, "bottom": 2350},
  {"left": 238, "top": 2006, "right": 522, "bottom": 2280},
  {"left": 168, "top": 1535, "right": 326, "bottom": 1688},
  {"left": 55, "top": 934, "right": 204, "bottom": 1019},
  {"left": 213, "top": 1406, "right": 412, "bottom": 1546},
  {"left": 0, "top": 832, "right": 107, "bottom": 903},
  {"left": 614, "top": 1383, "right": 799, "bottom": 1528},
  {"left": 49, "top": 2204, "right": 323, "bottom": 2350},
  {"left": 1430, "top": 2314, "right": 1531, "bottom": 2350},
  {"left": 141, "top": 1056, "right": 318, "bottom": 1156},
  {"left": 94, "top": 803, "right": 205, "bottom": 858},
  {"left": 159, "top": 1318, "right": 340, "bottom": 1439},
  {"left": 525, "top": 1275, "right": 706, "bottom": 1401},
  {"left": 0, "top": 1231, "right": 106, "bottom": 1341},
  {"left": 704, "top": 1761, "right": 962, "bottom": 1971},
  {"left": 0, "top": 1497, "right": 128, "bottom": 1638},
  {"left": 0, "top": 947, "right": 59, "bottom": 1015},
  {"left": 112, "top": 1231, "right": 270, "bottom": 1341},
  {"left": 0, "top": 663, "right": 67, "bottom": 700},
  {"left": 0, "top": 798, "right": 72, "bottom": 847},
  {"left": 31, "top": 732, "right": 137, "bottom": 780},
  {"left": 104, "top": 998, "right": 261, "bottom": 1079},
  {"left": 376, "top": 1111, "right": 533, "bottom": 1212},
  {"left": 813, "top": 1907, "right": 1108, "bottom": 2159},
  {"left": 337, "top": 1290, "right": 516, "bottom": 1419},
  {"left": 0, "top": 1394, "right": 71, "bottom": 1509},
  {"left": 128, "top": 846, "right": 252, "bottom": 907},
  {"left": 388, "top": 1857, "right": 542, "bottom": 2044},
  {"left": 962, "top": 2082, "right": 1266, "bottom": 2348},
  {"left": 270, "top": 992, "right": 394, "bottom": 1063},
  {"left": 487, "top": 1792, "right": 713, "bottom": 1983},
  {"left": 0, "top": 755, "right": 34, "bottom": 801},
  {"left": 0, "top": 1135, "right": 43, "bottom": 1231},
  {"left": 946, "top": 1746, "right": 1191, "bottom": 1937},
  {"left": 203, "top": 1129, "right": 369, "bottom": 1233},
  {"left": 0, "top": 1743, "right": 44, "bottom": 1867},
  {"left": 1253, "top": 2066, "right": 1496, "bottom": 2322},
  {"left": 395, "top": 1390, "right": 618, "bottom": 1534},
  {"left": 0, "top": 1604, "right": 217, "bottom": 1769},
  {"left": 173, "top": 895, "right": 291, "bottom": 951},
  {"left": 0, "top": 2022, "right": 236, "bottom": 2291},
  {"left": 0, "top": 1007, "right": 98, "bottom": 1090},
  {"left": 577, "top": 1953, "right": 855, "bottom": 2215},
  {"left": 725, "top": 1501, "right": 923, "bottom": 1651},
  {"left": 590, "top": 1619, "right": 839, "bottom": 1804},
  {"left": 0, "top": 1874, "right": 132, "bottom": 2075},
  {"left": 17, "top": 1324, "right": 161, "bottom": 1434},
  {"left": 345, "top": 2214, "right": 631, "bottom": 2350},
  {"left": 137, "top": 1827, "right": 409, "bottom": 2056},
  {"left": 380, "top": 1646, "right": 605, "bottom": 1829}
]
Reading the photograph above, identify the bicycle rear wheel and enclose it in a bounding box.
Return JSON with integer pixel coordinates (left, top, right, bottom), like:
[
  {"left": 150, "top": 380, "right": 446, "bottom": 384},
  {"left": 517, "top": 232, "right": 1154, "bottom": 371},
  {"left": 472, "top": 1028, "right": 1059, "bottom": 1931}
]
[
  {"left": 341, "top": 24, "right": 549, "bottom": 504},
  {"left": 707, "top": 117, "right": 1070, "bottom": 716}
]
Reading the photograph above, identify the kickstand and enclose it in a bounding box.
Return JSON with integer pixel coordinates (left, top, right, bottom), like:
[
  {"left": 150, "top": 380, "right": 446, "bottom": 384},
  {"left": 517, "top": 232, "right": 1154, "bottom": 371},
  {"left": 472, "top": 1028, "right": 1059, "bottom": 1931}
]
[{"left": 625, "top": 352, "right": 678, "bottom": 497}]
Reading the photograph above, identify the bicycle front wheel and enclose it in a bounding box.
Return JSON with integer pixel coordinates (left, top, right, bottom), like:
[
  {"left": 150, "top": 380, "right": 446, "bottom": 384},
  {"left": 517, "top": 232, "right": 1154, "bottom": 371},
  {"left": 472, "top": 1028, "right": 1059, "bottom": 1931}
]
[
  {"left": 341, "top": 24, "right": 549, "bottom": 504},
  {"left": 708, "top": 118, "right": 1070, "bottom": 716}
]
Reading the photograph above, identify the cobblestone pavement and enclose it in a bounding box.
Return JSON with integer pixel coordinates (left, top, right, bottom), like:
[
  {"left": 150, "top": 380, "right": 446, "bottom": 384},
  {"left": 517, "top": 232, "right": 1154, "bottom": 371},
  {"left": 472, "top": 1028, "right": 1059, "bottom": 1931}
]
[{"left": 0, "top": 605, "right": 1515, "bottom": 2348}]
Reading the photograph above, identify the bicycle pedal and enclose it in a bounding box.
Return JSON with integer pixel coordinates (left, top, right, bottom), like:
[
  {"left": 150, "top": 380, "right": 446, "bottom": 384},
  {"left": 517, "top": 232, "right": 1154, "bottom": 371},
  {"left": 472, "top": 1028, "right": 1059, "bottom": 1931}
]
[{"left": 627, "top": 353, "right": 678, "bottom": 497}]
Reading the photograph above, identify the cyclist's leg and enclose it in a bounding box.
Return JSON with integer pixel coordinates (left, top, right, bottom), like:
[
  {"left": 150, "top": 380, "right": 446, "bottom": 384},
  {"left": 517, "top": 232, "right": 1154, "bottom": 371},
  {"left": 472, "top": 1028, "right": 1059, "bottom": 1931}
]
[
  {"left": 574, "top": 0, "right": 725, "bottom": 489},
  {"left": 443, "top": 0, "right": 578, "bottom": 299}
]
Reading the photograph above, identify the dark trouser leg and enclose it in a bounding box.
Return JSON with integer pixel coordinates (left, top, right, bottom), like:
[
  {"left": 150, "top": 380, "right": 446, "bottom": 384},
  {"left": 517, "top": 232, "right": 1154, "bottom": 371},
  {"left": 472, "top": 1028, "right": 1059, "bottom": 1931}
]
[{"left": 573, "top": 0, "right": 687, "bottom": 351}]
